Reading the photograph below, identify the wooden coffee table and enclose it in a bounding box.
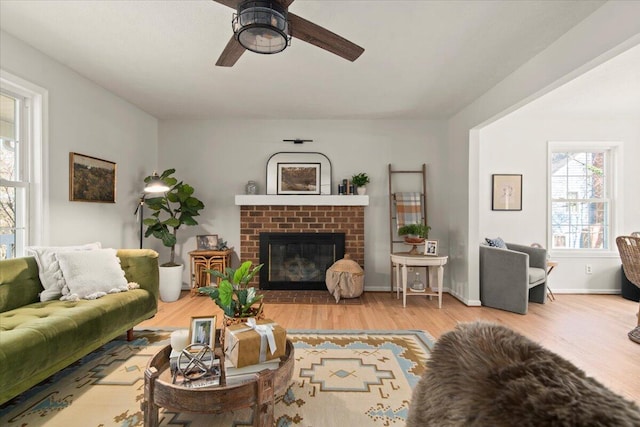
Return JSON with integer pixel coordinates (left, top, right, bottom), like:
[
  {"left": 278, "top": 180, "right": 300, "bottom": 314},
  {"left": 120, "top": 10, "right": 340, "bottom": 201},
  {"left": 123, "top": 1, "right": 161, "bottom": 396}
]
[{"left": 142, "top": 339, "right": 294, "bottom": 427}]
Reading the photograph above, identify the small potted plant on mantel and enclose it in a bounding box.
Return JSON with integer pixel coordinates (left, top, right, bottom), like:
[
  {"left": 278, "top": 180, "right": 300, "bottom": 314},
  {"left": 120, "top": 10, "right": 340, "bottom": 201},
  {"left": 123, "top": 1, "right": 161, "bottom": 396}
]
[{"left": 351, "top": 172, "right": 370, "bottom": 195}]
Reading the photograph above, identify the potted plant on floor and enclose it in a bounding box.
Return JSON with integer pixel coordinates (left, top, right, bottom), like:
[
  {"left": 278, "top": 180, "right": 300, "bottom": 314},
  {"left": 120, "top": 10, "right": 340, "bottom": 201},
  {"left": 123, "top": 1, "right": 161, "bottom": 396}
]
[
  {"left": 199, "top": 261, "right": 264, "bottom": 339},
  {"left": 351, "top": 172, "right": 370, "bottom": 195},
  {"left": 143, "top": 168, "right": 205, "bottom": 302}
]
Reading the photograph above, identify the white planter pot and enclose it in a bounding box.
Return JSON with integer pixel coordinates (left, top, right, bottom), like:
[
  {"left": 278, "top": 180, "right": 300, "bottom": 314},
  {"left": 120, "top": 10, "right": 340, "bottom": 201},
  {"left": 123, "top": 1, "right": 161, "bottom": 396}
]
[
  {"left": 356, "top": 187, "right": 367, "bottom": 195},
  {"left": 159, "top": 265, "right": 183, "bottom": 302}
]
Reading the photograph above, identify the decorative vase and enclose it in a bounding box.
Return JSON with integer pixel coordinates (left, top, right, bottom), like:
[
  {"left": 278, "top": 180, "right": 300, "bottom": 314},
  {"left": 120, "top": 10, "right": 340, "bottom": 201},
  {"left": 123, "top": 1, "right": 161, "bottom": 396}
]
[
  {"left": 356, "top": 186, "right": 367, "bottom": 195},
  {"left": 245, "top": 180, "right": 258, "bottom": 195},
  {"left": 159, "top": 264, "right": 183, "bottom": 302}
]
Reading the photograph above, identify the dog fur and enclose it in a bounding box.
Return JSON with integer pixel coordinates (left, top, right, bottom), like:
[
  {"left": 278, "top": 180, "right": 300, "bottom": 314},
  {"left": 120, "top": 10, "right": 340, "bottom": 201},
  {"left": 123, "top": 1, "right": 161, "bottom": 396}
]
[{"left": 406, "top": 322, "right": 640, "bottom": 426}]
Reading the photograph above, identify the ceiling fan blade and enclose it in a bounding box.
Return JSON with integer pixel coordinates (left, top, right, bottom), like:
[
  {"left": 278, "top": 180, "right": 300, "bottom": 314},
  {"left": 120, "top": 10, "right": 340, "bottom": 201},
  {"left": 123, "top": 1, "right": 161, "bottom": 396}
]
[
  {"left": 216, "top": 36, "right": 246, "bottom": 67},
  {"left": 288, "top": 13, "right": 364, "bottom": 62},
  {"left": 212, "top": 0, "right": 241, "bottom": 9}
]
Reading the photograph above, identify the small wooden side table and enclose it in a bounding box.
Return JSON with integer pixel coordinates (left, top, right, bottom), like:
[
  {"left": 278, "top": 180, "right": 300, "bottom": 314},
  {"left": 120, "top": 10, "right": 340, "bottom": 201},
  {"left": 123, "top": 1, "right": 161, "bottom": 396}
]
[
  {"left": 189, "top": 249, "right": 233, "bottom": 295},
  {"left": 390, "top": 253, "right": 448, "bottom": 308}
]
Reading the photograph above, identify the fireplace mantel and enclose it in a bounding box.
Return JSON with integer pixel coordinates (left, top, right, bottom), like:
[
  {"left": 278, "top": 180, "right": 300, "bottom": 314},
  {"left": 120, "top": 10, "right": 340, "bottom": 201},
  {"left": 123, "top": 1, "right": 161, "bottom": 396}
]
[{"left": 235, "top": 195, "right": 369, "bottom": 206}]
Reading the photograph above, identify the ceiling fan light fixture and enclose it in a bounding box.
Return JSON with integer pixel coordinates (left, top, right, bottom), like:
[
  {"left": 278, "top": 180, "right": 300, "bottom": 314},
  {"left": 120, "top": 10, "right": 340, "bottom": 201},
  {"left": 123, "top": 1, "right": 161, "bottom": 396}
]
[{"left": 233, "top": 0, "right": 290, "bottom": 54}]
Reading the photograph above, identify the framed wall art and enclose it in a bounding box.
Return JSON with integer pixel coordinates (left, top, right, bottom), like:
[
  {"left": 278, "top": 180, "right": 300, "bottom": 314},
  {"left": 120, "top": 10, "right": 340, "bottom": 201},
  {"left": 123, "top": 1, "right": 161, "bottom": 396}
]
[
  {"left": 189, "top": 315, "right": 216, "bottom": 350},
  {"left": 197, "top": 234, "right": 218, "bottom": 250},
  {"left": 277, "top": 162, "right": 321, "bottom": 195},
  {"left": 69, "top": 152, "right": 116, "bottom": 203},
  {"left": 266, "top": 152, "right": 331, "bottom": 195},
  {"left": 492, "top": 174, "right": 522, "bottom": 211}
]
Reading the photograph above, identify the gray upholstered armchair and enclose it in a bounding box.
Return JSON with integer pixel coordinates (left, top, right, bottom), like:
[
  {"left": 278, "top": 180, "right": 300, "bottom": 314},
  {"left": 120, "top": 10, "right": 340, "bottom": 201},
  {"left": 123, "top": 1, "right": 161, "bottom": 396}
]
[{"left": 479, "top": 243, "right": 547, "bottom": 314}]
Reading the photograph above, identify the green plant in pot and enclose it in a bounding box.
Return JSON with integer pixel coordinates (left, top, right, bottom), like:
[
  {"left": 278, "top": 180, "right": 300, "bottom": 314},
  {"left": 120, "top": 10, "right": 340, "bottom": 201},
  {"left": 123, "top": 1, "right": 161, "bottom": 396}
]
[
  {"left": 143, "top": 169, "right": 205, "bottom": 266},
  {"left": 398, "top": 223, "right": 431, "bottom": 242},
  {"left": 398, "top": 223, "right": 431, "bottom": 255},
  {"left": 199, "top": 261, "right": 264, "bottom": 320},
  {"left": 351, "top": 172, "right": 370, "bottom": 195},
  {"left": 143, "top": 169, "right": 205, "bottom": 302}
]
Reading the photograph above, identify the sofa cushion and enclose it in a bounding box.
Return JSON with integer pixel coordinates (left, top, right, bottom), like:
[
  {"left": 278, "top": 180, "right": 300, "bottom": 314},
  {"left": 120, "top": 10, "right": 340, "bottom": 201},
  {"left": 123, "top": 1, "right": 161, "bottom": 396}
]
[
  {"left": 529, "top": 267, "right": 546, "bottom": 286},
  {"left": 25, "top": 242, "right": 102, "bottom": 301},
  {"left": 0, "top": 257, "right": 42, "bottom": 313},
  {"left": 58, "top": 249, "right": 128, "bottom": 300}
]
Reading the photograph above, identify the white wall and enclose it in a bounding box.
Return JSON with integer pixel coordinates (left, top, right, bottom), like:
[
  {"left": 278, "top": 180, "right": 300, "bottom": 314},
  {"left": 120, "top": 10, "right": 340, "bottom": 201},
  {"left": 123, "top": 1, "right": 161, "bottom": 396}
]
[
  {"left": 0, "top": 30, "right": 158, "bottom": 249},
  {"left": 447, "top": 1, "right": 640, "bottom": 305},
  {"left": 158, "top": 119, "right": 447, "bottom": 290},
  {"left": 479, "top": 116, "right": 640, "bottom": 293}
]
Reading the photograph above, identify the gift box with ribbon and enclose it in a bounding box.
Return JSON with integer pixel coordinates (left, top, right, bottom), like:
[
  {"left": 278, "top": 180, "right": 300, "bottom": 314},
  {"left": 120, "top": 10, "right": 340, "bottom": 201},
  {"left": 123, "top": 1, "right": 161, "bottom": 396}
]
[{"left": 224, "top": 318, "right": 287, "bottom": 368}]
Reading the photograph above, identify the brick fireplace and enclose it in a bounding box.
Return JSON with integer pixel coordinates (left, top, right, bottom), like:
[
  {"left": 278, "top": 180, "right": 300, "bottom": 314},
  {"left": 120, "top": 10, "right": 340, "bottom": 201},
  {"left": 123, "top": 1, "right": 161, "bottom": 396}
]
[{"left": 236, "top": 195, "right": 368, "bottom": 288}]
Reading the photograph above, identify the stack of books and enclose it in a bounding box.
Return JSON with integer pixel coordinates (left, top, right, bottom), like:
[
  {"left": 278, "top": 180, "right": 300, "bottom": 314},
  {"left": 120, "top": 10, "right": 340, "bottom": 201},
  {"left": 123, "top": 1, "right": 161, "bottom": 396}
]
[{"left": 224, "top": 359, "right": 280, "bottom": 386}]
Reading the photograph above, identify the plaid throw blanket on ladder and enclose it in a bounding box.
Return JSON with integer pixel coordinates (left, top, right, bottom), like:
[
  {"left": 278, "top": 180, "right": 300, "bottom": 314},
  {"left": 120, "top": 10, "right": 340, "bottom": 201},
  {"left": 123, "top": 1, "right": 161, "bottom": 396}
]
[{"left": 395, "top": 192, "right": 422, "bottom": 228}]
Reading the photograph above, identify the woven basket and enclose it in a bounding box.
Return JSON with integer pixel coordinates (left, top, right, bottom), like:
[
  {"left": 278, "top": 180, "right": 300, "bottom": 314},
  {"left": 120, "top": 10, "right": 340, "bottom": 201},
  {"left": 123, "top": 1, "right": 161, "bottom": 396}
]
[{"left": 327, "top": 254, "right": 364, "bottom": 276}]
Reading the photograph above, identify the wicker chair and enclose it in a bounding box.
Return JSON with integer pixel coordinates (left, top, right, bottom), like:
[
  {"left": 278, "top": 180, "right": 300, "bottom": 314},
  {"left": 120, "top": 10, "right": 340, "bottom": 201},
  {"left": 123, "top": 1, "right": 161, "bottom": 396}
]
[{"left": 616, "top": 235, "right": 640, "bottom": 343}]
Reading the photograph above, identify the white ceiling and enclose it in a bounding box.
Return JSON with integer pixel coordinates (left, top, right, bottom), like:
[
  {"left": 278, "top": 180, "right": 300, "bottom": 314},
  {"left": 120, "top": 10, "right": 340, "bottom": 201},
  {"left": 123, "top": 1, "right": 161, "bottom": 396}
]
[
  {"left": 0, "top": 0, "right": 618, "bottom": 120},
  {"left": 515, "top": 42, "right": 640, "bottom": 119}
]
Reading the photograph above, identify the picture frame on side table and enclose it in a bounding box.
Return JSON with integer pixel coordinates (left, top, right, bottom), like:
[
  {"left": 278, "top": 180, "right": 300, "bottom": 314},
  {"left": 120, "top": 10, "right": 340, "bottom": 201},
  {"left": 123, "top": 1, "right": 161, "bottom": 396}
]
[
  {"left": 197, "top": 234, "right": 218, "bottom": 250},
  {"left": 424, "top": 240, "right": 439, "bottom": 256},
  {"left": 277, "top": 162, "right": 321, "bottom": 195},
  {"left": 189, "top": 316, "right": 216, "bottom": 350},
  {"left": 69, "top": 152, "right": 116, "bottom": 203},
  {"left": 492, "top": 174, "right": 522, "bottom": 211}
]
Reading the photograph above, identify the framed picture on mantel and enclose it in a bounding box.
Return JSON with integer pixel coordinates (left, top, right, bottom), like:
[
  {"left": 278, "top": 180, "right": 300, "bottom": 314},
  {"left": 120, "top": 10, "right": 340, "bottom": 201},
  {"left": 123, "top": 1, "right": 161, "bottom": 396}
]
[
  {"left": 266, "top": 152, "right": 332, "bottom": 195},
  {"left": 277, "top": 163, "right": 321, "bottom": 195}
]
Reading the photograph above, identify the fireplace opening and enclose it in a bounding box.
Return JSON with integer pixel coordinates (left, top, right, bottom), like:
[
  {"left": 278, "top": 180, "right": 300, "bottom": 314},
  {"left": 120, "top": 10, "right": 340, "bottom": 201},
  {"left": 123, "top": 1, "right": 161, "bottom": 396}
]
[{"left": 259, "top": 232, "right": 346, "bottom": 290}]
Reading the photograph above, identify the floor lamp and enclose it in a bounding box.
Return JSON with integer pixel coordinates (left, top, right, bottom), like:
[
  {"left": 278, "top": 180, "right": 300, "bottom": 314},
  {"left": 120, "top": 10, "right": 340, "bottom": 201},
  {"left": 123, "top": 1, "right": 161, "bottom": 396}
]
[{"left": 134, "top": 172, "right": 170, "bottom": 249}]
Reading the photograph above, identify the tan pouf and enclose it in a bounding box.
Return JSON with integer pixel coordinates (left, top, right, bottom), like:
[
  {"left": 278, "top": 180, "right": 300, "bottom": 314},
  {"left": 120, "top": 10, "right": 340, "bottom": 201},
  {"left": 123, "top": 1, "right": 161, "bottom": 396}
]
[{"left": 325, "top": 254, "right": 364, "bottom": 303}]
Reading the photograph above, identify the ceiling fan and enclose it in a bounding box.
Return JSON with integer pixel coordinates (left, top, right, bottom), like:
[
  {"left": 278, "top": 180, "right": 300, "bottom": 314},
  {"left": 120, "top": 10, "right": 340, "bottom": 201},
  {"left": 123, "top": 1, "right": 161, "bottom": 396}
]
[{"left": 213, "top": 0, "right": 365, "bottom": 67}]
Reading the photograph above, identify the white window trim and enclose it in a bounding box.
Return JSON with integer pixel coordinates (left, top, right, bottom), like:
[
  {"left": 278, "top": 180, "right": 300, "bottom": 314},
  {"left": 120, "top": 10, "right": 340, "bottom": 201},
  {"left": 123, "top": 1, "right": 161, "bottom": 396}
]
[
  {"left": 547, "top": 140, "right": 623, "bottom": 258},
  {"left": 1, "top": 69, "right": 49, "bottom": 248}
]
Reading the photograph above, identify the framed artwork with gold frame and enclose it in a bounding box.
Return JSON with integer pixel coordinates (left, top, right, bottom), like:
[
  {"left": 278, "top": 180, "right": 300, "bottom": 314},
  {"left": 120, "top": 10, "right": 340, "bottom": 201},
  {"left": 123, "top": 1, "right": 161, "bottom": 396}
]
[{"left": 69, "top": 152, "right": 116, "bottom": 203}]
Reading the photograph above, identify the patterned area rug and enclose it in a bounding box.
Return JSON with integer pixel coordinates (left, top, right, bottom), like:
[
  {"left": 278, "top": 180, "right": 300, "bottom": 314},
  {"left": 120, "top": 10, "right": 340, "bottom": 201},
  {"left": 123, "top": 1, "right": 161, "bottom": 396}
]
[
  {"left": 0, "top": 329, "right": 433, "bottom": 426},
  {"left": 260, "top": 290, "right": 363, "bottom": 305}
]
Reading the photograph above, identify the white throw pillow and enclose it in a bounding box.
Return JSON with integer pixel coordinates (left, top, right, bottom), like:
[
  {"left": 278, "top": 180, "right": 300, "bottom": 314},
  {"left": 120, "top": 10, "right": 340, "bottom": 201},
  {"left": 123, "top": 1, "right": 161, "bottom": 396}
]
[
  {"left": 57, "top": 248, "right": 128, "bottom": 300},
  {"left": 25, "top": 242, "right": 102, "bottom": 301}
]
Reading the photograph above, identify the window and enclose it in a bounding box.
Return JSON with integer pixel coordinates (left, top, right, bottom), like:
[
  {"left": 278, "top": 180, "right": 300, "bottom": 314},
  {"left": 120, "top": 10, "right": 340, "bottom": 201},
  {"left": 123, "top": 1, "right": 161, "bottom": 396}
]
[
  {"left": 0, "top": 71, "right": 47, "bottom": 259},
  {"left": 549, "top": 142, "right": 620, "bottom": 252}
]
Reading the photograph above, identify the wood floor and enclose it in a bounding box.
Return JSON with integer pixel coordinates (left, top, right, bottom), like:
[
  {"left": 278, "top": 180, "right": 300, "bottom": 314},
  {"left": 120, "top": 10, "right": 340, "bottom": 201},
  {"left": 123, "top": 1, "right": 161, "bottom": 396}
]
[{"left": 139, "top": 291, "right": 640, "bottom": 403}]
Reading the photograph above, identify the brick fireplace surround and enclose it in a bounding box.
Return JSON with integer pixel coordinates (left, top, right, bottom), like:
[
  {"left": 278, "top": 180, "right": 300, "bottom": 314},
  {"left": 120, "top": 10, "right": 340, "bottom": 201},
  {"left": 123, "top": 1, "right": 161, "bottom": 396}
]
[{"left": 239, "top": 204, "right": 366, "bottom": 287}]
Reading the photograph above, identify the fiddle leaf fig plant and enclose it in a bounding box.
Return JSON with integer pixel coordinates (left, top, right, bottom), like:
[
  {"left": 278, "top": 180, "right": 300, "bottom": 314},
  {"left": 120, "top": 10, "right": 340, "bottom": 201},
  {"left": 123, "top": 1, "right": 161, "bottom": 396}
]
[
  {"left": 143, "top": 168, "right": 205, "bottom": 266},
  {"left": 199, "top": 261, "right": 264, "bottom": 318}
]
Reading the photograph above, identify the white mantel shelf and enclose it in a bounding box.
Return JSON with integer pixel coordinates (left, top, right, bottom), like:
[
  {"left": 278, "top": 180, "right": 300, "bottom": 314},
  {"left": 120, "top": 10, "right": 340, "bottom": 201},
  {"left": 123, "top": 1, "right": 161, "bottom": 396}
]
[{"left": 235, "top": 195, "right": 369, "bottom": 206}]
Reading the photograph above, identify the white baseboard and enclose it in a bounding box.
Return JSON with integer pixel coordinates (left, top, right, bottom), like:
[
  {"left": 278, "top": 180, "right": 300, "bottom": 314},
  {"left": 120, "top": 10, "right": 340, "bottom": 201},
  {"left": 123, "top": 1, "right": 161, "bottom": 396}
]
[
  {"left": 448, "top": 289, "right": 481, "bottom": 306},
  {"left": 548, "top": 288, "right": 621, "bottom": 295},
  {"left": 362, "top": 286, "right": 482, "bottom": 307}
]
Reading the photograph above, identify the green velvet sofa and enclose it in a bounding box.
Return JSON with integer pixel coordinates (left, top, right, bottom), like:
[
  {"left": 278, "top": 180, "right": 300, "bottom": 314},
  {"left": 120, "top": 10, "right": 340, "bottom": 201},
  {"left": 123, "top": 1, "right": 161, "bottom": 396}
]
[{"left": 0, "top": 249, "right": 159, "bottom": 405}]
